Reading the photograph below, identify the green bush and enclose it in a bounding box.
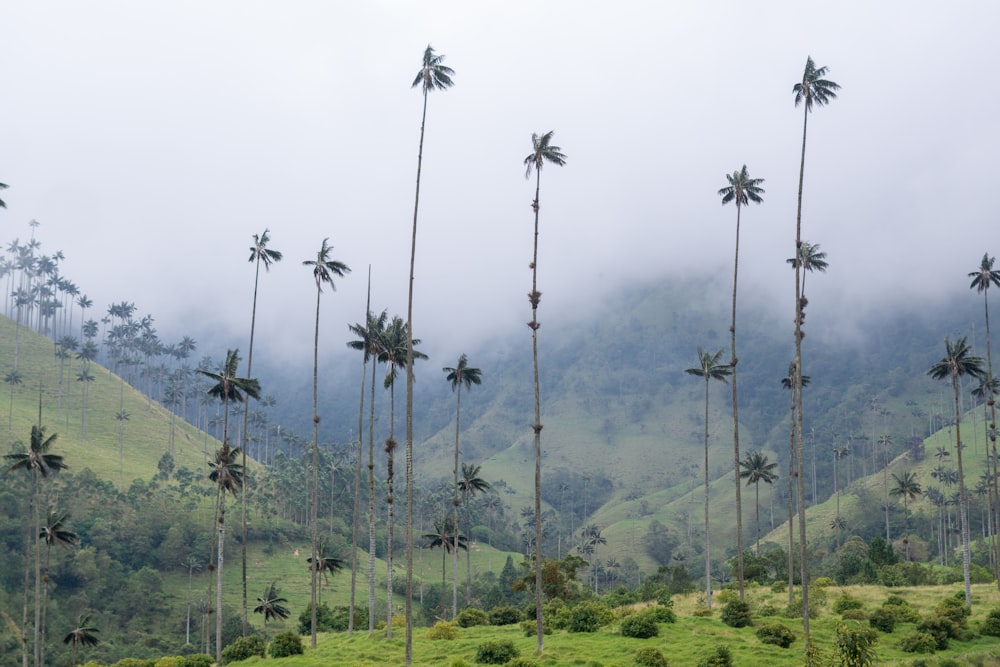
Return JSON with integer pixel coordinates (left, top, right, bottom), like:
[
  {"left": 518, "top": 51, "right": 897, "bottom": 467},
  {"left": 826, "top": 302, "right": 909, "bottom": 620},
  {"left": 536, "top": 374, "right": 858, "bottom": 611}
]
[
  {"left": 114, "top": 660, "right": 154, "bottom": 667},
  {"left": 714, "top": 588, "right": 738, "bottom": 606},
  {"left": 643, "top": 604, "right": 676, "bottom": 624},
  {"left": 220, "top": 635, "right": 265, "bottom": 664},
  {"left": 427, "top": 621, "right": 458, "bottom": 640},
  {"left": 897, "top": 631, "right": 938, "bottom": 654},
  {"left": 840, "top": 609, "right": 868, "bottom": 621},
  {"left": 179, "top": 655, "right": 212, "bottom": 667},
  {"left": 504, "top": 659, "right": 537, "bottom": 667},
  {"left": 696, "top": 645, "right": 732, "bottom": 667},
  {"left": 620, "top": 613, "right": 659, "bottom": 639},
  {"left": 770, "top": 580, "right": 787, "bottom": 593},
  {"left": 755, "top": 623, "right": 795, "bottom": 648},
  {"left": 519, "top": 619, "right": 551, "bottom": 637},
  {"left": 935, "top": 596, "right": 970, "bottom": 628},
  {"left": 835, "top": 623, "right": 878, "bottom": 667},
  {"left": 569, "top": 601, "right": 613, "bottom": 633},
  {"left": 812, "top": 576, "right": 835, "bottom": 588},
  {"left": 154, "top": 657, "right": 181, "bottom": 667},
  {"left": 474, "top": 640, "right": 519, "bottom": 664},
  {"left": 488, "top": 605, "right": 523, "bottom": 626},
  {"left": 980, "top": 606, "right": 1000, "bottom": 637},
  {"left": 634, "top": 646, "right": 668, "bottom": 667},
  {"left": 268, "top": 631, "right": 303, "bottom": 658},
  {"left": 916, "top": 615, "right": 955, "bottom": 650},
  {"left": 868, "top": 607, "right": 896, "bottom": 633},
  {"left": 833, "top": 593, "right": 864, "bottom": 614},
  {"left": 455, "top": 608, "right": 489, "bottom": 628},
  {"left": 720, "top": 599, "right": 752, "bottom": 628},
  {"left": 882, "top": 597, "right": 920, "bottom": 623}
]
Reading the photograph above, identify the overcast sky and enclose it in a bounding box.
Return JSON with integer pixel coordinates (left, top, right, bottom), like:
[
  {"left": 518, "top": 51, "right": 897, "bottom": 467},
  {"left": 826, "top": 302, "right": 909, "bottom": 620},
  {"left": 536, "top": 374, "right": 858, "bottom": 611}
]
[{"left": 3, "top": 2, "right": 998, "bottom": 367}]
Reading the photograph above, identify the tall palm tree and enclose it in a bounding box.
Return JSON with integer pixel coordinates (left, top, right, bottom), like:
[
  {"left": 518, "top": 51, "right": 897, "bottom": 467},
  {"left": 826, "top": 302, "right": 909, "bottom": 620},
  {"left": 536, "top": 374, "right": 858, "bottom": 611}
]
[
  {"left": 6, "top": 425, "right": 67, "bottom": 667},
  {"left": 347, "top": 305, "right": 386, "bottom": 635},
  {"left": 739, "top": 450, "right": 778, "bottom": 553},
  {"left": 39, "top": 508, "right": 77, "bottom": 665},
  {"left": 197, "top": 348, "right": 259, "bottom": 662},
  {"left": 240, "top": 229, "right": 282, "bottom": 633},
  {"left": 63, "top": 615, "right": 99, "bottom": 667},
  {"left": 890, "top": 471, "right": 922, "bottom": 561},
  {"left": 444, "top": 354, "right": 482, "bottom": 614},
  {"left": 458, "top": 462, "right": 490, "bottom": 604},
  {"left": 969, "top": 252, "right": 1000, "bottom": 587},
  {"left": 685, "top": 347, "right": 731, "bottom": 610},
  {"left": 524, "top": 129, "right": 566, "bottom": 652},
  {"left": 422, "top": 517, "right": 467, "bottom": 611},
  {"left": 303, "top": 238, "right": 349, "bottom": 647},
  {"left": 253, "top": 582, "right": 290, "bottom": 639},
  {"left": 718, "top": 164, "right": 764, "bottom": 599},
  {"left": 786, "top": 242, "right": 828, "bottom": 301},
  {"left": 928, "top": 336, "right": 985, "bottom": 606},
  {"left": 406, "top": 45, "right": 454, "bottom": 663},
  {"left": 379, "top": 315, "right": 425, "bottom": 636},
  {"left": 791, "top": 57, "right": 838, "bottom": 637},
  {"left": 307, "top": 538, "right": 346, "bottom": 605},
  {"left": 781, "top": 363, "right": 809, "bottom": 605}
]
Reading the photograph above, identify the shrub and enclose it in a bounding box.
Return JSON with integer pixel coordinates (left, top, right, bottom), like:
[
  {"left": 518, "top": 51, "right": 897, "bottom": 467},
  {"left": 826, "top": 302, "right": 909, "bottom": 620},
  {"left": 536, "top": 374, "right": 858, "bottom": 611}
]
[
  {"left": 916, "top": 615, "right": 955, "bottom": 650},
  {"left": 569, "top": 601, "right": 613, "bottom": 633},
  {"left": 840, "top": 609, "right": 868, "bottom": 621},
  {"left": 835, "top": 623, "right": 878, "bottom": 667},
  {"left": 155, "top": 658, "right": 181, "bottom": 667},
  {"left": 980, "top": 606, "right": 1000, "bottom": 637},
  {"left": 935, "top": 596, "right": 970, "bottom": 628},
  {"left": 427, "top": 621, "right": 458, "bottom": 640},
  {"left": 180, "top": 655, "right": 212, "bottom": 667},
  {"left": 488, "top": 605, "right": 523, "bottom": 626},
  {"left": 882, "top": 597, "right": 920, "bottom": 623},
  {"left": 504, "top": 660, "right": 537, "bottom": 667},
  {"left": 720, "top": 599, "right": 752, "bottom": 628},
  {"left": 755, "top": 623, "right": 795, "bottom": 648},
  {"left": 455, "top": 608, "right": 489, "bottom": 628},
  {"left": 268, "top": 632, "right": 303, "bottom": 658},
  {"left": 657, "top": 590, "right": 674, "bottom": 608},
  {"left": 868, "top": 607, "right": 896, "bottom": 633},
  {"left": 519, "top": 619, "right": 551, "bottom": 637},
  {"left": 620, "top": 613, "right": 658, "bottom": 639},
  {"left": 833, "top": 593, "right": 864, "bottom": 614},
  {"left": 696, "top": 645, "right": 732, "bottom": 667},
  {"left": 474, "top": 640, "right": 519, "bottom": 664},
  {"left": 220, "top": 635, "right": 265, "bottom": 664},
  {"left": 714, "top": 588, "right": 738, "bottom": 605},
  {"left": 643, "top": 604, "right": 676, "bottom": 624},
  {"left": 897, "top": 631, "right": 938, "bottom": 654},
  {"left": 770, "top": 580, "right": 786, "bottom": 593},
  {"left": 755, "top": 602, "right": 778, "bottom": 617},
  {"left": 634, "top": 646, "right": 668, "bottom": 667},
  {"left": 812, "top": 576, "right": 835, "bottom": 588}
]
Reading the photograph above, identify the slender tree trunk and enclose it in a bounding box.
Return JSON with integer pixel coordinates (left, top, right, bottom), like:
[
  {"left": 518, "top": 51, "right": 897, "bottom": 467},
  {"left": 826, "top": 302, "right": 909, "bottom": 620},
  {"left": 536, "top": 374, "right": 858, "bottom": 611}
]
[
  {"left": 530, "top": 169, "right": 545, "bottom": 653},
  {"left": 452, "top": 384, "right": 462, "bottom": 618},
  {"left": 787, "top": 387, "right": 796, "bottom": 606},
  {"left": 349, "top": 274, "right": 372, "bottom": 635},
  {"left": 952, "top": 376, "right": 972, "bottom": 606},
  {"left": 982, "top": 289, "right": 1000, "bottom": 589},
  {"left": 703, "top": 377, "right": 712, "bottom": 609},
  {"left": 386, "top": 384, "right": 396, "bottom": 637},
  {"left": 730, "top": 203, "right": 745, "bottom": 600},
  {"left": 215, "top": 494, "right": 225, "bottom": 664},
  {"left": 309, "top": 287, "right": 321, "bottom": 648},
  {"left": 367, "top": 351, "right": 377, "bottom": 634}
]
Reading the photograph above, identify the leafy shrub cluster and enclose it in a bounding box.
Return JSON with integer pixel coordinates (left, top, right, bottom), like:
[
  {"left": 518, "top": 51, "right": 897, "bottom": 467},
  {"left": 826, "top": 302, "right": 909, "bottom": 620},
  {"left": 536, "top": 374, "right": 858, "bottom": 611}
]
[
  {"left": 755, "top": 623, "right": 795, "bottom": 648},
  {"left": 427, "top": 621, "right": 458, "bottom": 640},
  {"left": 268, "top": 632, "right": 302, "bottom": 658},
  {"left": 897, "top": 631, "right": 938, "bottom": 654},
  {"left": 980, "top": 606, "right": 1000, "bottom": 637},
  {"left": 882, "top": 595, "right": 920, "bottom": 623},
  {"left": 474, "top": 640, "right": 519, "bottom": 664},
  {"left": 720, "top": 599, "right": 752, "bottom": 628},
  {"left": 868, "top": 607, "right": 896, "bottom": 633},
  {"left": 220, "top": 635, "right": 265, "bottom": 664},
  {"left": 488, "top": 605, "right": 523, "bottom": 626},
  {"left": 833, "top": 593, "right": 864, "bottom": 614},
  {"left": 835, "top": 623, "right": 878, "bottom": 667},
  {"left": 568, "top": 601, "right": 614, "bottom": 633},
  {"left": 620, "top": 612, "right": 659, "bottom": 639},
  {"left": 503, "top": 659, "right": 537, "bottom": 667},
  {"left": 455, "top": 608, "right": 489, "bottom": 628},
  {"left": 634, "top": 646, "right": 668, "bottom": 667},
  {"left": 696, "top": 645, "right": 732, "bottom": 667},
  {"left": 519, "top": 619, "right": 551, "bottom": 637}
]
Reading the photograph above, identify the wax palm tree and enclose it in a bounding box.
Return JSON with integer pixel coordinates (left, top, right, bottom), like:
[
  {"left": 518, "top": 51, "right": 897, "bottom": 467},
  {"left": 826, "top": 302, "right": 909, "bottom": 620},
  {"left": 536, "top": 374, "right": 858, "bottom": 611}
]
[
  {"left": 63, "top": 615, "right": 98, "bottom": 667},
  {"left": 739, "top": 450, "right": 778, "bottom": 553},
  {"left": 240, "top": 229, "right": 282, "bottom": 633},
  {"left": 347, "top": 305, "right": 386, "bottom": 635},
  {"left": 405, "top": 45, "right": 454, "bottom": 661},
  {"left": 198, "top": 348, "right": 259, "bottom": 662},
  {"left": 0, "top": 182, "right": 8, "bottom": 208},
  {"left": 444, "top": 354, "right": 482, "bottom": 613},
  {"left": 458, "top": 462, "right": 490, "bottom": 604},
  {"left": 791, "top": 57, "right": 838, "bottom": 637},
  {"left": 685, "top": 347, "right": 731, "bottom": 609},
  {"left": 303, "top": 238, "right": 349, "bottom": 647},
  {"left": 6, "top": 424, "right": 66, "bottom": 667},
  {"left": 969, "top": 252, "right": 1000, "bottom": 586},
  {"left": 253, "top": 582, "right": 289, "bottom": 638},
  {"left": 781, "top": 363, "right": 809, "bottom": 605},
  {"left": 379, "top": 315, "right": 425, "bottom": 636},
  {"left": 928, "top": 336, "right": 985, "bottom": 606},
  {"left": 307, "top": 538, "right": 346, "bottom": 605},
  {"left": 39, "top": 508, "right": 77, "bottom": 664},
  {"left": 422, "top": 517, "right": 467, "bottom": 611},
  {"left": 787, "top": 241, "right": 828, "bottom": 301},
  {"left": 524, "top": 129, "right": 566, "bottom": 651},
  {"left": 890, "top": 471, "right": 922, "bottom": 561},
  {"left": 718, "top": 164, "right": 764, "bottom": 599}
]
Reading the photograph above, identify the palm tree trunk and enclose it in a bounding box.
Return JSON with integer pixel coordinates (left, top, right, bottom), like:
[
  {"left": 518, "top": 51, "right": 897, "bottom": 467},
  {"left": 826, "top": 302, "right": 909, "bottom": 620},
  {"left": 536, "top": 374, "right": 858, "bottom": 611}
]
[
  {"left": 530, "top": 168, "right": 545, "bottom": 653},
  {"left": 703, "top": 377, "right": 712, "bottom": 610},
  {"left": 452, "top": 384, "right": 462, "bottom": 618},
  {"left": 367, "top": 355, "right": 377, "bottom": 634},
  {"left": 952, "top": 376, "right": 972, "bottom": 606},
  {"left": 787, "top": 390, "right": 795, "bottom": 606},
  {"left": 309, "top": 287, "right": 321, "bottom": 648},
  {"left": 215, "top": 494, "right": 225, "bottom": 664},
  {"left": 982, "top": 289, "right": 1000, "bottom": 589},
  {"left": 349, "top": 278, "right": 371, "bottom": 636},
  {"left": 730, "top": 203, "right": 745, "bottom": 600}
]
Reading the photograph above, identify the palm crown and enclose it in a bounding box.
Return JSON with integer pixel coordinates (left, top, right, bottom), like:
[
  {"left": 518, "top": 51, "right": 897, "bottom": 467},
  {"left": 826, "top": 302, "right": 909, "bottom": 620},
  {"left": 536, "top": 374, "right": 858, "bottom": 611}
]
[
  {"left": 248, "top": 228, "right": 283, "bottom": 269},
  {"left": 524, "top": 131, "right": 567, "bottom": 179},
  {"left": 969, "top": 253, "right": 1000, "bottom": 293},
  {"left": 411, "top": 44, "right": 455, "bottom": 93},
  {"left": 304, "top": 238, "right": 350, "bottom": 291},
  {"left": 5, "top": 425, "right": 66, "bottom": 477},
  {"left": 793, "top": 56, "right": 840, "bottom": 111},
  {"left": 199, "top": 349, "right": 261, "bottom": 405},
  {"left": 444, "top": 353, "right": 482, "bottom": 392},
  {"left": 685, "top": 347, "right": 731, "bottom": 383},
  {"left": 928, "top": 336, "right": 986, "bottom": 383},
  {"left": 718, "top": 165, "right": 765, "bottom": 208}
]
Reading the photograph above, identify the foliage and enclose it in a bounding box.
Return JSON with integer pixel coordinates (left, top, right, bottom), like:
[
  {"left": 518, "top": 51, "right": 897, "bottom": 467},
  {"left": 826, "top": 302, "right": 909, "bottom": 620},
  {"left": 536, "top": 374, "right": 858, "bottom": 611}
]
[
  {"left": 474, "top": 639, "right": 519, "bottom": 664},
  {"left": 427, "top": 621, "right": 459, "bottom": 640},
  {"left": 455, "top": 607, "right": 489, "bottom": 627},
  {"left": 916, "top": 614, "right": 956, "bottom": 650},
  {"left": 840, "top": 609, "right": 868, "bottom": 621},
  {"left": 180, "top": 655, "right": 212, "bottom": 667},
  {"left": 267, "top": 631, "right": 303, "bottom": 658},
  {"left": 220, "top": 635, "right": 265, "bottom": 664},
  {"left": 520, "top": 619, "right": 551, "bottom": 636},
  {"left": 897, "top": 631, "right": 939, "bottom": 654},
  {"left": 719, "top": 599, "right": 752, "bottom": 628},
  {"left": 867, "top": 607, "right": 896, "bottom": 633},
  {"left": 503, "top": 659, "right": 537, "bottom": 667},
  {"left": 696, "top": 645, "right": 733, "bottom": 667},
  {"left": 755, "top": 623, "right": 795, "bottom": 648},
  {"left": 620, "top": 612, "right": 659, "bottom": 639},
  {"left": 835, "top": 623, "right": 878, "bottom": 667},
  {"left": 980, "top": 606, "right": 1000, "bottom": 636},
  {"left": 882, "top": 596, "right": 921, "bottom": 623},
  {"left": 568, "top": 600, "right": 614, "bottom": 633},
  {"left": 634, "top": 646, "right": 668, "bottom": 667},
  {"left": 935, "top": 596, "right": 971, "bottom": 628},
  {"left": 641, "top": 604, "right": 676, "bottom": 624},
  {"left": 488, "top": 605, "right": 523, "bottom": 626}
]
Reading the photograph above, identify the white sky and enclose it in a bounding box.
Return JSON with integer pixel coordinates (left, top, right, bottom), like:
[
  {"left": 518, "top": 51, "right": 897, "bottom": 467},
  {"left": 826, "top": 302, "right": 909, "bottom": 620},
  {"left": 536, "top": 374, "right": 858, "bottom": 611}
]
[{"left": 2, "top": 1, "right": 998, "bottom": 366}]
